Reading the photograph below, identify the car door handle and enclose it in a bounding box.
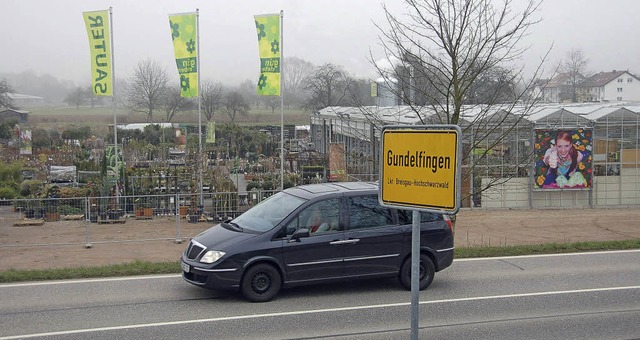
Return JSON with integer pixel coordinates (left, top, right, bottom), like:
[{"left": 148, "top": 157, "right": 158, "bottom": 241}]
[{"left": 329, "top": 239, "right": 360, "bottom": 245}]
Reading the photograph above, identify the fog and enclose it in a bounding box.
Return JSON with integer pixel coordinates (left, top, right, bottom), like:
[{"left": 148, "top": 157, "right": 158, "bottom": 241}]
[{"left": 1, "top": 0, "right": 639, "bottom": 90}]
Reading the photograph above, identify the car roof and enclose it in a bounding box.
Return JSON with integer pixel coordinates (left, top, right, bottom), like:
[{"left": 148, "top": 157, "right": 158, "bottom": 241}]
[{"left": 284, "top": 181, "right": 379, "bottom": 200}]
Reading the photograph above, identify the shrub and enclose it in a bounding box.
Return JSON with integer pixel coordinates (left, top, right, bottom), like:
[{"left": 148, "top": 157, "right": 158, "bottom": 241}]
[
  {"left": 0, "top": 187, "right": 17, "bottom": 200},
  {"left": 57, "top": 205, "right": 83, "bottom": 215},
  {"left": 58, "top": 187, "right": 88, "bottom": 198}
]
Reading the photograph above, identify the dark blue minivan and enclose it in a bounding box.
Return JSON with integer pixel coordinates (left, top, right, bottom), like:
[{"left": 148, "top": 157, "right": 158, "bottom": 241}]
[{"left": 181, "top": 182, "right": 454, "bottom": 302}]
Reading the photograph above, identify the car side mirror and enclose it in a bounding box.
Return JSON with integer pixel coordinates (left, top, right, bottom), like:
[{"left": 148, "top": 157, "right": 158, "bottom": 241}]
[{"left": 288, "top": 228, "right": 310, "bottom": 242}]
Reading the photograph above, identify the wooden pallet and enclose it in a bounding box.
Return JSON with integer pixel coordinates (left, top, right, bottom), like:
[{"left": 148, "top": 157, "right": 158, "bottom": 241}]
[
  {"left": 63, "top": 214, "right": 85, "bottom": 221},
  {"left": 13, "top": 219, "right": 45, "bottom": 227},
  {"left": 97, "top": 219, "right": 127, "bottom": 224}
]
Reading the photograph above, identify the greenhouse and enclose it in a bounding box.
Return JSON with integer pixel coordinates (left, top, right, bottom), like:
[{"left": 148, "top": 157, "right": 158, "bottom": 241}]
[{"left": 310, "top": 102, "right": 640, "bottom": 209}]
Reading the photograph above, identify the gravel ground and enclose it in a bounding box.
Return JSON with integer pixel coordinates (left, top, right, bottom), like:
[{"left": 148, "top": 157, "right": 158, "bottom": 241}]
[{"left": 1, "top": 205, "right": 639, "bottom": 270}]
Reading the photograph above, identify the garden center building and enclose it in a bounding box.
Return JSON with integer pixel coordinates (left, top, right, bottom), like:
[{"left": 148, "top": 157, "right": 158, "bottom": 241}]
[{"left": 310, "top": 102, "right": 640, "bottom": 209}]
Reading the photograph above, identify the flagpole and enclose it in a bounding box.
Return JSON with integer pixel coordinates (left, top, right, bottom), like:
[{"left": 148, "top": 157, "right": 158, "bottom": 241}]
[
  {"left": 110, "top": 7, "right": 119, "bottom": 203},
  {"left": 196, "top": 8, "right": 203, "bottom": 205},
  {"left": 279, "top": 10, "right": 284, "bottom": 191}
]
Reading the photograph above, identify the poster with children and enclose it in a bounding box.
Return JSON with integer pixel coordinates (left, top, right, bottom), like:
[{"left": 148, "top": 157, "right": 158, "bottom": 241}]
[{"left": 533, "top": 128, "right": 593, "bottom": 190}]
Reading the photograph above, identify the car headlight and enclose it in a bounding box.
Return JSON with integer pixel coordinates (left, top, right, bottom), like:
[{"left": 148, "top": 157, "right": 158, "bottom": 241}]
[{"left": 200, "top": 250, "right": 225, "bottom": 264}]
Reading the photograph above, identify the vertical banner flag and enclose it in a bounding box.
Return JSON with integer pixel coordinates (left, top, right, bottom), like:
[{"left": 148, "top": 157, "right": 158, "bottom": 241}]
[
  {"left": 83, "top": 10, "right": 113, "bottom": 96},
  {"left": 104, "top": 145, "right": 123, "bottom": 185},
  {"left": 169, "top": 12, "right": 198, "bottom": 97},
  {"left": 206, "top": 122, "right": 216, "bottom": 144},
  {"left": 19, "top": 130, "right": 32, "bottom": 155},
  {"left": 254, "top": 14, "right": 280, "bottom": 96}
]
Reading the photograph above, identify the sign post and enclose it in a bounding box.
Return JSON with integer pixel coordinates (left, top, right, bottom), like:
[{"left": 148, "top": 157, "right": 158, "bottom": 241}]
[{"left": 379, "top": 125, "right": 461, "bottom": 340}]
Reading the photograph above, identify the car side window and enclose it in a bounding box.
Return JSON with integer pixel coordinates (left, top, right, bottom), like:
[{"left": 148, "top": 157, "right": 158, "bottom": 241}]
[
  {"left": 285, "top": 199, "right": 340, "bottom": 236},
  {"left": 348, "top": 195, "right": 393, "bottom": 230},
  {"left": 397, "top": 210, "right": 444, "bottom": 224}
]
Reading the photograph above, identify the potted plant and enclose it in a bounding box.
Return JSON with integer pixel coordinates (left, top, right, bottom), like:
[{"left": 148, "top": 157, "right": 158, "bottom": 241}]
[
  {"left": 89, "top": 208, "right": 99, "bottom": 223},
  {"left": 44, "top": 185, "right": 61, "bottom": 222}
]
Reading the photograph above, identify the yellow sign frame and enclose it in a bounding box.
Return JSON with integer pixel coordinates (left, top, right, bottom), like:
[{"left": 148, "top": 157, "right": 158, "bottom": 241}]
[{"left": 379, "top": 125, "right": 461, "bottom": 214}]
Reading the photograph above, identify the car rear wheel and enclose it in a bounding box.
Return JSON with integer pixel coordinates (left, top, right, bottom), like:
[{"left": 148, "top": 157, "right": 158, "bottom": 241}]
[
  {"left": 399, "top": 253, "right": 435, "bottom": 290},
  {"left": 241, "top": 263, "right": 282, "bottom": 302}
]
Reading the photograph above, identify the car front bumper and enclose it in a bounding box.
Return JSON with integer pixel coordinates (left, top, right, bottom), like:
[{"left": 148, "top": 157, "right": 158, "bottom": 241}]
[{"left": 181, "top": 257, "right": 242, "bottom": 291}]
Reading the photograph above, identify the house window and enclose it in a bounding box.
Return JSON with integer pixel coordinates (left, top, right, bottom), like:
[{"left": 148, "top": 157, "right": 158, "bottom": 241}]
[
  {"left": 617, "top": 88, "right": 623, "bottom": 92},
  {"left": 617, "top": 97, "right": 623, "bottom": 101},
  {"left": 628, "top": 78, "right": 633, "bottom": 83},
  {"left": 618, "top": 78, "right": 623, "bottom": 82}
]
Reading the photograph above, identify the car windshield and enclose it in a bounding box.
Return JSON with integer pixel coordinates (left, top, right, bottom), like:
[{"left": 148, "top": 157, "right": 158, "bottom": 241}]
[{"left": 231, "top": 191, "right": 307, "bottom": 232}]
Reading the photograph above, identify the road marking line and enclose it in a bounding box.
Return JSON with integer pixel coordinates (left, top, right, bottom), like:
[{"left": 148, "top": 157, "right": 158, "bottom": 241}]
[
  {"left": 454, "top": 249, "right": 640, "bottom": 262},
  {"left": 1, "top": 285, "right": 639, "bottom": 339},
  {"left": 0, "top": 274, "right": 181, "bottom": 288}
]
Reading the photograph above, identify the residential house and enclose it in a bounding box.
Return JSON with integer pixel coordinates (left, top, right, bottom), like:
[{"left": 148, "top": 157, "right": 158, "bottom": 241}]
[
  {"left": 535, "top": 73, "right": 582, "bottom": 103},
  {"left": 579, "top": 70, "right": 640, "bottom": 102}
]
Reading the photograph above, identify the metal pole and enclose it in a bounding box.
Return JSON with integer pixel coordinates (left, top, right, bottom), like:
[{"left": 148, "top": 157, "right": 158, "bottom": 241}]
[
  {"left": 109, "top": 7, "right": 119, "bottom": 204},
  {"left": 175, "top": 193, "right": 182, "bottom": 243},
  {"left": 411, "top": 210, "right": 420, "bottom": 340},
  {"left": 197, "top": 8, "right": 204, "bottom": 205},
  {"left": 85, "top": 196, "right": 92, "bottom": 248},
  {"left": 279, "top": 10, "right": 284, "bottom": 190}
]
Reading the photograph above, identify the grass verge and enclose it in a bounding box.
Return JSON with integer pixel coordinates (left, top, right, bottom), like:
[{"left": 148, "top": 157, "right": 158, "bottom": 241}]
[
  {"left": 1, "top": 239, "right": 639, "bottom": 284},
  {"left": 455, "top": 239, "right": 640, "bottom": 258}
]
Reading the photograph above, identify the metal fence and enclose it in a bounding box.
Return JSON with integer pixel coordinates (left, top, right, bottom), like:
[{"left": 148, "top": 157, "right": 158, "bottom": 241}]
[{"left": 2, "top": 190, "right": 278, "bottom": 249}]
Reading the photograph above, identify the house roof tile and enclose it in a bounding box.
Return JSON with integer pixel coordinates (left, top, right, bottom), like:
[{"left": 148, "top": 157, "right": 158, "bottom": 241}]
[{"left": 581, "top": 70, "right": 638, "bottom": 87}]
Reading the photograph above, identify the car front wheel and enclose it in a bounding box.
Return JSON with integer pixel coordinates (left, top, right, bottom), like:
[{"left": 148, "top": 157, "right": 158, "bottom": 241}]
[
  {"left": 399, "top": 253, "right": 435, "bottom": 290},
  {"left": 241, "top": 263, "right": 282, "bottom": 302}
]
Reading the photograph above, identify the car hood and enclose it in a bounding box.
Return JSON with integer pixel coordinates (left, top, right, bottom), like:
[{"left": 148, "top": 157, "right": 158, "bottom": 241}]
[{"left": 193, "top": 224, "right": 260, "bottom": 251}]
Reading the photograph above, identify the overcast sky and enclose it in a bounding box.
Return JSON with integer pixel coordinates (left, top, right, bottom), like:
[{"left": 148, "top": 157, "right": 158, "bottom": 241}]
[{"left": 1, "top": 0, "right": 639, "bottom": 88}]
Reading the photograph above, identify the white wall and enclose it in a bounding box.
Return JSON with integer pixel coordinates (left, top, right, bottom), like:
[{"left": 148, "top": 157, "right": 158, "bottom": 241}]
[{"left": 602, "top": 73, "right": 640, "bottom": 101}]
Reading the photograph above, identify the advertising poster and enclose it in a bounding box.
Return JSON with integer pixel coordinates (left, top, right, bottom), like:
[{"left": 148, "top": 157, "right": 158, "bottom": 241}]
[
  {"left": 19, "top": 130, "right": 32, "bottom": 155},
  {"left": 329, "top": 143, "right": 346, "bottom": 182},
  {"left": 175, "top": 125, "right": 187, "bottom": 146},
  {"left": 533, "top": 128, "right": 593, "bottom": 189}
]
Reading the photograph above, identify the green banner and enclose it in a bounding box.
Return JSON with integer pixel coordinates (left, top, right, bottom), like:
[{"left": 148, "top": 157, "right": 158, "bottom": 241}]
[
  {"left": 254, "top": 13, "right": 281, "bottom": 96},
  {"left": 83, "top": 10, "right": 113, "bottom": 96},
  {"left": 105, "top": 145, "right": 123, "bottom": 184},
  {"left": 169, "top": 12, "right": 198, "bottom": 98},
  {"left": 206, "top": 121, "right": 216, "bottom": 144}
]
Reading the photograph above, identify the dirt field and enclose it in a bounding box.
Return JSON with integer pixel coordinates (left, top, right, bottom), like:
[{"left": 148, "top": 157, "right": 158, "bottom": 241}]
[{"left": 1, "top": 206, "right": 640, "bottom": 271}]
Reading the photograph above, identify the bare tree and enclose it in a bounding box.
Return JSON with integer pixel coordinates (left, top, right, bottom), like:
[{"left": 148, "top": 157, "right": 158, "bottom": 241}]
[
  {"left": 464, "top": 66, "right": 519, "bottom": 105},
  {"left": 201, "top": 81, "right": 224, "bottom": 121},
  {"left": 125, "top": 59, "right": 169, "bottom": 122},
  {"left": 283, "top": 57, "right": 314, "bottom": 108},
  {"left": 162, "top": 86, "right": 192, "bottom": 122},
  {"left": 238, "top": 79, "right": 260, "bottom": 109},
  {"left": 64, "top": 87, "right": 91, "bottom": 109},
  {"left": 222, "top": 91, "right": 249, "bottom": 125},
  {"left": 375, "top": 0, "right": 548, "bottom": 200},
  {"left": 303, "top": 63, "right": 356, "bottom": 111},
  {"left": 0, "top": 80, "right": 15, "bottom": 109},
  {"left": 559, "top": 48, "right": 589, "bottom": 102},
  {"left": 86, "top": 85, "right": 105, "bottom": 108},
  {"left": 261, "top": 96, "right": 280, "bottom": 113}
]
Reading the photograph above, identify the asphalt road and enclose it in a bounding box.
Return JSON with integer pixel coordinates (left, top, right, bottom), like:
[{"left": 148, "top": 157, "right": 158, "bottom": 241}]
[{"left": 1, "top": 250, "right": 639, "bottom": 339}]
